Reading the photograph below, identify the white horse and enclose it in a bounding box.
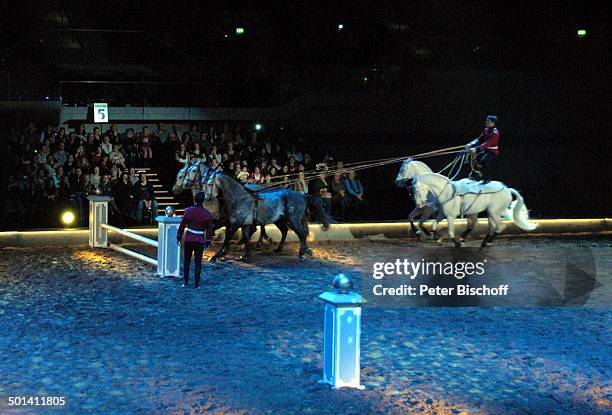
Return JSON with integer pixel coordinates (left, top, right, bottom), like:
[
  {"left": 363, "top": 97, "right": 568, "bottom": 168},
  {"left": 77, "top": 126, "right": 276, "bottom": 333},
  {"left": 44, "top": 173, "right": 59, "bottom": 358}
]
[
  {"left": 412, "top": 173, "right": 537, "bottom": 247},
  {"left": 395, "top": 158, "right": 482, "bottom": 241}
]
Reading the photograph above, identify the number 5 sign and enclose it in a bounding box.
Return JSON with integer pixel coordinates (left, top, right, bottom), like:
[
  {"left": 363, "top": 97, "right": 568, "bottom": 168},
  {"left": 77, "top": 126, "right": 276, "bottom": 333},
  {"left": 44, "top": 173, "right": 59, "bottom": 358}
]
[{"left": 93, "top": 103, "right": 108, "bottom": 123}]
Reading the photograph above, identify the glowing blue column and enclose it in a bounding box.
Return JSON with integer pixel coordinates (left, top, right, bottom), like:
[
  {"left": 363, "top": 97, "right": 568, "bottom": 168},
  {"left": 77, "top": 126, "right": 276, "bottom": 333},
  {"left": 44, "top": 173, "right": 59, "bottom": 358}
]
[
  {"left": 319, "top": 274, "right": 364, "bottom": 389},
  {"left": 88, "top": 195, "right": 112, "bottom": 248},
  {"left": 156, "top": 215, "right": 182, "bottom": 277}
]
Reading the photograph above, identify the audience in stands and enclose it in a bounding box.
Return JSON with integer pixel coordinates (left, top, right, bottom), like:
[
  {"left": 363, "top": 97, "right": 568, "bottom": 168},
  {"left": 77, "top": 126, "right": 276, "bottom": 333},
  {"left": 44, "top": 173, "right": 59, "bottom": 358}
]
[
  {"left": 134, "top": 172, "right": 158, "bottom": 224},
  {"left": 310, "top": 172, "right": 333, "bottom": 215},
  {"left": 0, "top": 121, "right": 366, "bottom": 229},
  {"left": 344, "top": 170, "right": 366, "bottom": 220}
]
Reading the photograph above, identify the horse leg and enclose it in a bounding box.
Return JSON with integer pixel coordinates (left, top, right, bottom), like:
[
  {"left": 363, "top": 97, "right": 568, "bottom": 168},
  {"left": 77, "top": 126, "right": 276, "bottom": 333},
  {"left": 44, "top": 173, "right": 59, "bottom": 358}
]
[
  {"left": 256, "top": 225, "right": 264, "bottom": 248},
  {"left": 421, "top": 207, "right": 436, "bottom": 237},
  {"left": 274, "top": 221, "right": 289, "bottom": 253},
  {"left": 210, "top": 223, "right": 238, "bottom": 261},
  {"left": 262, "top": 225, "right": 274, "bottom": 244},
  {"left": 301, "top": 214, "right": 313, "bottom": 256},
  {"left": 481, "top": 216, "right": 495, "bottom": 248},
  {"left": 431, "top": 218, "right": 439, "bottom": 240},
  {"left": 460, "top": 214, "right": 478, "bottom": 242},
  {"left": 447, "top": 216, "right": 462, "bottom": 247},
  {"left": 287, "top": 218, "right": 308, "bottom": 260},
  {"left": 408, "top": 207, "right": 421, "bottom": 236},
  {"left": 256, "top": 225, "right": 274, "bottom": 248},
  {"left": 482, "top": 213, "right": 505, "bottom": 247},
  {"left": 240, "top": 225, "right": 253, "bottom": 260}
]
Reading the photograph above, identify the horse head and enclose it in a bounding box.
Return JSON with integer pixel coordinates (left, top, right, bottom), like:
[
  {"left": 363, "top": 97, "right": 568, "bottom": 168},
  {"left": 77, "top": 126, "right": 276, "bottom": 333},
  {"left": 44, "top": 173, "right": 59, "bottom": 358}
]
[
  {"left": 203, "top": 166, "right": 221, "bottom": 202},
  {"left": 181, "top": 160, "right": 203, "bottom": 190},
  {"left": 396, "top": 158, "right": 433, "bottom": 187},
  {"left": 198, "top": 163, "right": 214, "bottom": 188},
  {"left": 172, "top": 164, "right": 189, "bottom": 194}
]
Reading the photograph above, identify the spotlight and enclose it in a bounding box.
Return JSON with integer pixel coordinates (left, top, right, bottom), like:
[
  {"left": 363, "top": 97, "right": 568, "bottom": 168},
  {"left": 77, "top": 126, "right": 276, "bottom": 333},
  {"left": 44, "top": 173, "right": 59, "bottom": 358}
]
[
  {"left": 362, "top": 76, "right": 368, "bottom": 82},
  {"left": 338, "top": 24, "right": 344, "bottom": 31},
  {"left": 577, "top": 29, "right": 587, "bottom": 37},
  {"left": 255, "top": 123, "right": 262, "bottom": 131},
  {"left": 236, "top": 27, "right": 245, "bottom": 35},
  {"left": 61, "top": 211, "right": 75, "bottom": 226}
]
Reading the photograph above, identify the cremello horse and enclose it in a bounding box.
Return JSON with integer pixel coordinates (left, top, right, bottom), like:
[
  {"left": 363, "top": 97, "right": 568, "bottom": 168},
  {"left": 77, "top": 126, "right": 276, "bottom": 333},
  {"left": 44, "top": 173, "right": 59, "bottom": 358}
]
[
  {"left": 412, "top": 173, "right": 537, "bottom": 247},
  {"left": 396, "top": 158, "right": 517, "bottom": 243},
  {"left": 396, "top": 159, "right": 443, "bottom": 238},
  {"left": 396, "top": 158, "right": 481, "bottom": 241}
]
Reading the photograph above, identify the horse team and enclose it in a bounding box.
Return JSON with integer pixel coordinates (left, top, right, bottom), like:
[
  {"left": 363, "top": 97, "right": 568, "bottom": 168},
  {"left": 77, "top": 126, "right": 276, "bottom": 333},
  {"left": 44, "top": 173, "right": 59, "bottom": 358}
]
[{"left": 172, "top": 156, "right": 536, "bottom": 260}]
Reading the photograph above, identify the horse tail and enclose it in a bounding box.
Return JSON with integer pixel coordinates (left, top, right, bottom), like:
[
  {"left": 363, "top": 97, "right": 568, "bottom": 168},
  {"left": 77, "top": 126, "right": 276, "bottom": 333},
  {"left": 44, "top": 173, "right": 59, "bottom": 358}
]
[
  {"left": 304, "top": 195, "right": 331, "bottom": 231},
  {"left": 508, "top": 188, "right": 538, "bottom": 231}
]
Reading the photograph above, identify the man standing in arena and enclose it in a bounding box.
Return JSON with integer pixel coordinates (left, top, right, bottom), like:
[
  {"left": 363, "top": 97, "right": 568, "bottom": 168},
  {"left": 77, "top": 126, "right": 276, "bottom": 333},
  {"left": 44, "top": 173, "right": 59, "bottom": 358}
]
[{"left": 177, "top": 191, "right": 213, "bottom": 288}]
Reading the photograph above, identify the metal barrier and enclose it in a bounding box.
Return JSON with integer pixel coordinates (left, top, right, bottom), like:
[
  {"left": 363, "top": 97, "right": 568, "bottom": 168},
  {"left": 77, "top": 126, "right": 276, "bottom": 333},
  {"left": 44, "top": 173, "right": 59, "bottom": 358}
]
[{"left": 88, "top": 195, "right": 182, "bottom": 277}]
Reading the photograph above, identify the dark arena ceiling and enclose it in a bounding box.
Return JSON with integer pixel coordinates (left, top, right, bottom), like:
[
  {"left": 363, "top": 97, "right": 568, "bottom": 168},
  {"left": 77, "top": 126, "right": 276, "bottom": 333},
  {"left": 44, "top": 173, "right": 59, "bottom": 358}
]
[{"left": 0, "top": 1, "right": 609, "bottom": 105}]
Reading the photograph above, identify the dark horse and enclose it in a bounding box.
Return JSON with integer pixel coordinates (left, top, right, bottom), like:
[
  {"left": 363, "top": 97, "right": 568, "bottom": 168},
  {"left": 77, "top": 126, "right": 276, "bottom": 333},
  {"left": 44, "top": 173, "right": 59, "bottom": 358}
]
[
  {"left": 204, "top": 170, "right": 331, "bottom": 261},
  {"left": 173, "top": 161, "right": 275, "bottom": 248}
]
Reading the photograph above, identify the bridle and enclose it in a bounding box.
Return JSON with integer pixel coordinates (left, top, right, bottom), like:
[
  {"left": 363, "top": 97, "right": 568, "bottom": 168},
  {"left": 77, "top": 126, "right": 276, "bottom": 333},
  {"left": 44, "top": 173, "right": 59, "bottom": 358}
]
[
  {"left": 203, "top": 166, "right": 221, "bottom": 201},
  {"left": 182, "top": 162, "right": 202, "bottom": 188}
]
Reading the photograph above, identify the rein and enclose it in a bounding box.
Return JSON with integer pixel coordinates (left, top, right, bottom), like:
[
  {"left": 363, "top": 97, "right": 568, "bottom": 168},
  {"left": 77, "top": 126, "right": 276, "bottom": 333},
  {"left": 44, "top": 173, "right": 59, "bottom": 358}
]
[
  {"left": 254, "top": 146, "right": 465, "bottom": 193},
  {"left": 433, "top": 179, "right": 456, "bottom": 206}
]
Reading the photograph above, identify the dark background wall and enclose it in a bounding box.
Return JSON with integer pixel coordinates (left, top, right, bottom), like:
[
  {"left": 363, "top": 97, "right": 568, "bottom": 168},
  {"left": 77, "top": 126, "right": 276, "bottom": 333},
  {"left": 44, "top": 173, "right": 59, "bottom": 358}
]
[
  {"left": 290, "top": 70, "right": 611, "bottom": 136},
  {"left": 291, "top": 69, "right": 611, "bottom": 219}
]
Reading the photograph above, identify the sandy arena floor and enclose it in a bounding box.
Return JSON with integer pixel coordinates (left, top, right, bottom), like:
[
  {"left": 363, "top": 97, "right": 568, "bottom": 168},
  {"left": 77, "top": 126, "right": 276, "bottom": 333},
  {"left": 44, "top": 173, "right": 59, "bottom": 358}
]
[{"left": 0, "top": 237, "right": 610, "bottom": 414}]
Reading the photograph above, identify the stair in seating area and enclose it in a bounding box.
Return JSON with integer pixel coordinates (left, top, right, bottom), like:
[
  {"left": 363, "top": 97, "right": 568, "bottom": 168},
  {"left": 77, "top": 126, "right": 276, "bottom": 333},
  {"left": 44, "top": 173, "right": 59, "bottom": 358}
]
[{"left": 134, "top": 167, "right": 184, "bottom": 216}]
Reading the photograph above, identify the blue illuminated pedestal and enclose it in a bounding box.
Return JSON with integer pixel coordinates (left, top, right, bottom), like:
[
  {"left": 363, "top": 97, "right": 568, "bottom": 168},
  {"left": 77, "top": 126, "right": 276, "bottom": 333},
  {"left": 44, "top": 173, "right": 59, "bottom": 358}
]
[
  {"left": 155, "top": 215, "right": 182, "bottom": 277},
  {"left": 319, "top": 289, "right": 364, "bottom": 389}
]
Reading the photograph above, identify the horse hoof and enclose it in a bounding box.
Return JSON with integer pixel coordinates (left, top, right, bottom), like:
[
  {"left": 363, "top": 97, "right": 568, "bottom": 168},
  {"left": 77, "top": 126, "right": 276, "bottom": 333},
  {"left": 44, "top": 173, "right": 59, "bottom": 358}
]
[
  {"left": 454, "top": 241, "right": 464, "bottom": 248},
  {"left": 256, "top": 242, "right": 262, "bottom": 249},
  {"left": 304, "top": 247, "right": 313, "bottom": 255},
  {"left": 209, "top": 256, "right": 218, "bottom": 262},
  {"left": 299, "top": 255, "right": 306, "bottom": 261},
  {"left": 274, "top": 248, "right": 283, "bottom": 254},
  {"left": 239, "top": 255, "right": 251, "bottom": 262},
  {"left": 265, "top": 237, "right": 275, "bottom": 244},
  {"left": 435, "top": 238, "right": 444, "bottom": 246}
]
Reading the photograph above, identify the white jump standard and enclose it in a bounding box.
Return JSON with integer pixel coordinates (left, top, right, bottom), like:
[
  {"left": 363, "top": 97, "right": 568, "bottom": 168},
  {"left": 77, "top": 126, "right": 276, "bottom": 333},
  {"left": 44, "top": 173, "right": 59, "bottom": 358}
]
[{"left": 88, "top": 196, "right": 181, "bottom": 277}]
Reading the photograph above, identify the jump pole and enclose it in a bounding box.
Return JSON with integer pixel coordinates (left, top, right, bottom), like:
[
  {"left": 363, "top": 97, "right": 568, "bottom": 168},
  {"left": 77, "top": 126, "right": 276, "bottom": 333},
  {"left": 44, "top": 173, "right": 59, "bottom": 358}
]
[{"left": 88, "top": 196, "right": 181, "bottom": 277}]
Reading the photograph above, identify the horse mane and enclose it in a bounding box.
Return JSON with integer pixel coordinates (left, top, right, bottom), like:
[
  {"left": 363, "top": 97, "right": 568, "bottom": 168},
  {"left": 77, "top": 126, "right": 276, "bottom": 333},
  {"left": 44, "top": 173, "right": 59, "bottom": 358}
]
[
  {"left": 415, "top": 172, "right": 451, "bottom": 185},
  {"left": 411, "top": 160, "right": 433, "bottom": 173},
  {"left": 217, "top": 172, "right": 258, "bottom": 195}
]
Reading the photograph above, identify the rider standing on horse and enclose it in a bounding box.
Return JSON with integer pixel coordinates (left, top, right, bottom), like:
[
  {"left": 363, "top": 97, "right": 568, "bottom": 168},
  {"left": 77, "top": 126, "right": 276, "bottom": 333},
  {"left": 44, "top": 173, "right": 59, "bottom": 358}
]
[{"left": 466, "top": 115, "right": 499, "bottom": 183}]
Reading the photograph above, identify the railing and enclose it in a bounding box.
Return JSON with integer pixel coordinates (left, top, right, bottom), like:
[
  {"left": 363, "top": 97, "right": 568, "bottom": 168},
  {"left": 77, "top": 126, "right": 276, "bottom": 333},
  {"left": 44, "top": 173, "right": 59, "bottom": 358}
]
[
  {"left": 101, "top": 224, "right": 159, "bottom": 247},
  {"left": 88, "top": 195, "right": 182, "bottom": 277}
]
